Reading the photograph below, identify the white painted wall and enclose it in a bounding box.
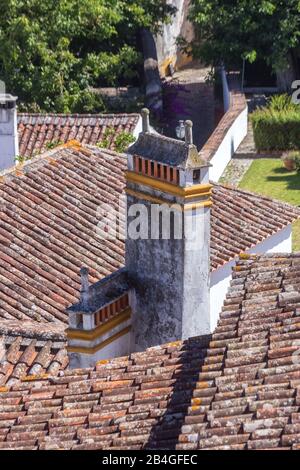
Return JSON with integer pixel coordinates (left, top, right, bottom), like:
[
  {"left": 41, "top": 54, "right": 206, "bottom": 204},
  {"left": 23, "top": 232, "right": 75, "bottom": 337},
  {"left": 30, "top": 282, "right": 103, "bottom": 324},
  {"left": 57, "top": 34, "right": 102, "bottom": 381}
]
[
  {"left": 210, "top": 225, "right": 292, "bottom": 331},
  {"left": 208, "top": 69, "right": 248, "bottom": 182},
  {"left": 70, "top": 331, "right": 131, "bottom": 369},
  {"left": 209, "top": 106, "right": 248, "bottom": 182},
  {"left": 249, "top": 224, "right": 292, "bottom": 255},
  {"left": 0, "top": 101, "right": 19, "bottom": 171},
  {"left": 133, "top": 116, "right": 143, "bottom": 140},
  {"left": 94, "top": 330, "right": 130, "bottom": 361},
  {"left": 221, "top": 67, "right": 230, "bottom": 113}
]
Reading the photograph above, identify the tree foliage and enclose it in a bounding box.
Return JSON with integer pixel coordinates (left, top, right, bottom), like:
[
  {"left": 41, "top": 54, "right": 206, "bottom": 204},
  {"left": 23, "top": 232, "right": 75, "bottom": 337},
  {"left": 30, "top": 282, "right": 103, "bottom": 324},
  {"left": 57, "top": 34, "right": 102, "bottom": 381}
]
[
  {"left": 187, "top": 0, "right": 300, "bottom": 70},
  {"left": 0, "top": 0, "right": 174, "bottom": 112}
]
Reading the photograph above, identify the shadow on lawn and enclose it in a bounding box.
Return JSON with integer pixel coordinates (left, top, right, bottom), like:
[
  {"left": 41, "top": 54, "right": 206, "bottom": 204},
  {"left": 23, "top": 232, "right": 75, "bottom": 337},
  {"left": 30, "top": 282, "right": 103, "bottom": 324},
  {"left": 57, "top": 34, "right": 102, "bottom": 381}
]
[{"left": 266, "top": 167, "right": 300, "bottom": 192}]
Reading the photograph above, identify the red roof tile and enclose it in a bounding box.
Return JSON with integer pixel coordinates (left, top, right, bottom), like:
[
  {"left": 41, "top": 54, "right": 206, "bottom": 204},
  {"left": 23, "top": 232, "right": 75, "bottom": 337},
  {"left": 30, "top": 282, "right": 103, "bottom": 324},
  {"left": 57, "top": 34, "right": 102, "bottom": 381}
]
[
  {"left": 17, "top": 114, "right": 140, "bottom": 158},
  {"left": 0, "top": 320, "right": 68, "bottom": 387},
  {"left": 210, "top": 184, "right": 300, "bottom": 269},
  {"left": 1, "top": 253, "right": 300, "bottom": 450},
  {"left": 0, "top": 144, "right": 299, "bottom": 324}
]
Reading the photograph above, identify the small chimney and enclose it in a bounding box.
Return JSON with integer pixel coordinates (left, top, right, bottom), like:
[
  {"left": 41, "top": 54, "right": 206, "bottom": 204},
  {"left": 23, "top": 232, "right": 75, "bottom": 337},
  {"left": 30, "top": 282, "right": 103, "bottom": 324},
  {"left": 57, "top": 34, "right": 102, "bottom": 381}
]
[
  {"left": 66, "top": 269, "right": 131, "bottom": 369},
  {"left": 0, "top": 94, "right": 19, "bottom": 171},
  {"left": 80, "top": 267, "right": 90, "bottom": 309}
]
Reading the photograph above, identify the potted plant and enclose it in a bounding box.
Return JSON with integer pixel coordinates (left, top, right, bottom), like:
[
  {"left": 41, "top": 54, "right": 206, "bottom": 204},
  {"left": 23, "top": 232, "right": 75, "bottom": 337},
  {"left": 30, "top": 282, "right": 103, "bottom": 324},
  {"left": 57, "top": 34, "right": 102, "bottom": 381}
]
[{"left": 281, "top": 151, "right": 300, "bottom": 171}]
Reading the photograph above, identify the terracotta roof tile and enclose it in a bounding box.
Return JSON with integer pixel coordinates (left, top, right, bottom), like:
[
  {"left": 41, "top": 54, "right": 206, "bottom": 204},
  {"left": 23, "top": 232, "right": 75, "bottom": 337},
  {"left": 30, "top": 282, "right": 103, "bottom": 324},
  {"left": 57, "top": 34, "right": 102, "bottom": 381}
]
[
  {"left": 0, "top": 144, "right": 299, "bottom": 324},
  {"left": 17, "top": 114, "right": 139, "bottom": 157},
  {"left": 1, "top": 254, "right": 300, "bottom": 451},
  {"left": 0, "top": 320, "right": 68, "bottom": 387}
]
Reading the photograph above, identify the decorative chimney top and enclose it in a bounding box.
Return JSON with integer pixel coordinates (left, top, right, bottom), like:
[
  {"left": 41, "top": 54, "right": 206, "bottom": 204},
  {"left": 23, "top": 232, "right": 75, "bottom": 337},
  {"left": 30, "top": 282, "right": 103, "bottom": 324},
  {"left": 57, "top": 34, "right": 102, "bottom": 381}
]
[
  {"left": 185, "top": 120, "right": 193, "bottom": 145},
  {"left": 66, "top": 268, "right": 132, "bottom": 368},
  {"left": 141, "top": 108, "right": 150, "bottom": 133},
  {"left": 128, "top": 109, "right": 210, "bottom": 170},
  {"left": 125, "top": 110, "right": 213, "bottom": 351}
]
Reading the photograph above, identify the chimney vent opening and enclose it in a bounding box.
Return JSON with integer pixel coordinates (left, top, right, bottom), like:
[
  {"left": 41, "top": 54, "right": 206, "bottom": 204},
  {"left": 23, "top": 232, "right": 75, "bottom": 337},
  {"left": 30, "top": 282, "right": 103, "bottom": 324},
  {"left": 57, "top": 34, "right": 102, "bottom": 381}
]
[{"left": 193, "top": 169, "right": 201, "bottom": 183}]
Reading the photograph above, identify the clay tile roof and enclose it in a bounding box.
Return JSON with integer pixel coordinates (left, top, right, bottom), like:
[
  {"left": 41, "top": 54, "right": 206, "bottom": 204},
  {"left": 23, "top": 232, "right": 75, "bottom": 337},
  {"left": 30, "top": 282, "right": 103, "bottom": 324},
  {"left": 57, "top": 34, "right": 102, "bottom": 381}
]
[
  {"left": 17, "top": 113, "right": 140, "bottom": 158},
  {"left": 210, "top": 184, "right": 300, "bottom": 270},
  {"left": 0, "top": 320, "right": 68, "bottom": 388},
  {"left": 0, "top": 144, "right": 299, "bottom": 325},
  {"left": 0, "top": 144, "right": 126, "bottom": 324},
  {"left": 1, "top": 253, "right": 300, "bottom": 450}
]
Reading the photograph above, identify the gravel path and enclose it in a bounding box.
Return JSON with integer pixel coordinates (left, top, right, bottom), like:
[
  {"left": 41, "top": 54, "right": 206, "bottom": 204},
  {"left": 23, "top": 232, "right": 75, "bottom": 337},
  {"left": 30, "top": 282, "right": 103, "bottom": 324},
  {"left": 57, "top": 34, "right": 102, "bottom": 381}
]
[
  {"left": 161, "top": 63, "right": 215, "bottom": 150},
  {"left": 219, "top": 157, "right": 254, "bottom": 186}
]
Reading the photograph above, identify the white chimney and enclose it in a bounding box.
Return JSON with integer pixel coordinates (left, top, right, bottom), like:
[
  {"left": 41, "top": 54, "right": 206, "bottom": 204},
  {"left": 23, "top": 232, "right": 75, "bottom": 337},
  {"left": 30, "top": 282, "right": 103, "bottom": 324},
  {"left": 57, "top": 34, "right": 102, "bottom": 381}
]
[{"left": 0, "top": 94, "right": 19, "bottom": 171}]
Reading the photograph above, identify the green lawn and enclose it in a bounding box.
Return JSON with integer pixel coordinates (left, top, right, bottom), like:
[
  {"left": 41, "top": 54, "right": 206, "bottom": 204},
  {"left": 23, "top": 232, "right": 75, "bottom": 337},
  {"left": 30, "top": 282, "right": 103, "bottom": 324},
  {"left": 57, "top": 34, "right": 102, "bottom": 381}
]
[{"left": 239, "top": 159, "right": 300, "bottom": 251}]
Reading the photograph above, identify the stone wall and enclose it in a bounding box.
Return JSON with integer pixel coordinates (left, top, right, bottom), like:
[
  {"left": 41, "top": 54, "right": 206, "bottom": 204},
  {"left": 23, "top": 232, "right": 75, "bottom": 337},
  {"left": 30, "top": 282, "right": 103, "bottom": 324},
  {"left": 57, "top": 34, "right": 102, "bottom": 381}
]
[{"left": 199, "top": 71, "right": 248, "bottom": 182}]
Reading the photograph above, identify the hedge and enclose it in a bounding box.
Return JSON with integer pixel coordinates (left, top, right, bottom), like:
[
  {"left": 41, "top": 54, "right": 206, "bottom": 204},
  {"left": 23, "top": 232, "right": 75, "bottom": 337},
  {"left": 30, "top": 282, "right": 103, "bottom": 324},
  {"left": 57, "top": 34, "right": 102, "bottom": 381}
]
[{"left": 251, "top": 95, "right": 300, "bottom": 151}]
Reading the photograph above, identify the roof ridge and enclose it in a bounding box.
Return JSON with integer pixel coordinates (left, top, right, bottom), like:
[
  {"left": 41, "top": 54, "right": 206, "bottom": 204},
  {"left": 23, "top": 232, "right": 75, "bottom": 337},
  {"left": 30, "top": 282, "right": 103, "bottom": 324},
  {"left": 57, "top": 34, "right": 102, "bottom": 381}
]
[
  {"left": 0, "top": 140, "right": 100, "bottom": 181},
  {"left": 0, "top": 319, "right": 66, "bottom": 342},
  {"left": 0, "top": 147, "right": 59, "bottom": 180},
  {"left": 18, "top": 112, "right": 140, "bottom": 118},
  {"left": 0, "top": 139, "right": 125, "bottom": 182},
  {"left": 238, "top": 252, "right": 300, "bottom": 260},
  {"left": 214, "top": 182, "right": 300, "bottom": 210}
]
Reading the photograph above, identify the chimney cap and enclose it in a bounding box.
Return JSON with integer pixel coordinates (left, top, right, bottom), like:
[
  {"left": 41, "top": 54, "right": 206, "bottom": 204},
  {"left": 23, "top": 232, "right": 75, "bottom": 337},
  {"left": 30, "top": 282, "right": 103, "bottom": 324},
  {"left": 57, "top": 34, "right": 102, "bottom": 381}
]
[
  {"left": 129, "top": 114, "right": 210, "bottom": 169},
  {"left": 0, "top": 94, "right": 18, "bottom": 109},
  {"left": 141, "top": 108, "right": 150, "bottom": 133},
  {"left": 184, "top": 120, "right": 193, "bottom": 145}
]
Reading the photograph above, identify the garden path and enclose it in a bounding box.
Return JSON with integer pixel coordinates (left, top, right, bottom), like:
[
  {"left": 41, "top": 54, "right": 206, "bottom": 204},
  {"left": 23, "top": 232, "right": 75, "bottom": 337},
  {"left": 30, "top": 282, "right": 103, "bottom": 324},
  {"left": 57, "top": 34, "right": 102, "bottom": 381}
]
[{"left": 161, "top": 62, "right": 215, "bottom": 150}]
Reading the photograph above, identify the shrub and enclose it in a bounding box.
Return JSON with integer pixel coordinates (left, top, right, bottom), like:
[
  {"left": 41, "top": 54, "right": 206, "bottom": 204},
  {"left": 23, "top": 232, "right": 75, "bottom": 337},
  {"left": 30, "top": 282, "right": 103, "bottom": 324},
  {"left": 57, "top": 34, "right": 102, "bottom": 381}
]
[
  {"left": 15, "top": 155, "right": 28, "bottom": 164},
  {"left": 251, "top": 95, "right": 300, "bottom": 151},
  {"left": 97, "top": 128, "right": 135, "bottom": 153},
  {"left": 45, "top": 140, "right": 63, "bottom": 150},
  {"left": 268, "top": 93, "right": 298, "bottom": 112}
]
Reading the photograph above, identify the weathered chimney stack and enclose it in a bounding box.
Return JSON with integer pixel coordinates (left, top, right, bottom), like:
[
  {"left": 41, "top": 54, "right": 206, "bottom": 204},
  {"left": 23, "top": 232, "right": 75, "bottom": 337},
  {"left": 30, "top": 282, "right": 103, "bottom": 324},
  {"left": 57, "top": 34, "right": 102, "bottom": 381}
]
[
  {"left": 126, "top": 110, "right": 212, "bottom": 351},
  {"left": 66, "top": 109, "right": 212, "bottom": 364},
  {"left": 0, "top": 94, "right": 19, "bottom": 171}
]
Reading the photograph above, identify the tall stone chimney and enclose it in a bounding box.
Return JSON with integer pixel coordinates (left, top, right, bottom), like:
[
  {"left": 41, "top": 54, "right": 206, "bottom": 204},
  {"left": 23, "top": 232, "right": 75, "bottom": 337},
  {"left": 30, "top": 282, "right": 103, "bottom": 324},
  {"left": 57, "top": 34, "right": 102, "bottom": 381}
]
[
  {"left": 126, "top": 109, "right": 212, "bottom": 351},
  {"left": 67, "top": 109, "right": 212, "bottom": 365},
  {"left": 0, "top": 94, "right": 19, "bottom": 170}
]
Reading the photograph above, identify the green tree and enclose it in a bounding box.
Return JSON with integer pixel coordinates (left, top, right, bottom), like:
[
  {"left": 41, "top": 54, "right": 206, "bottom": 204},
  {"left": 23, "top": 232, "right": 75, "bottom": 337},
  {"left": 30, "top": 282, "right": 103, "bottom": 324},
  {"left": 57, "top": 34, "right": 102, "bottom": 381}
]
[
  {"left": 187, "top": 0, "right": 300, "bottom": 70},
  {"left": 0, "top": 0, "right": 174, "bottom": 113}
]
